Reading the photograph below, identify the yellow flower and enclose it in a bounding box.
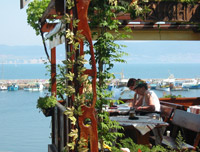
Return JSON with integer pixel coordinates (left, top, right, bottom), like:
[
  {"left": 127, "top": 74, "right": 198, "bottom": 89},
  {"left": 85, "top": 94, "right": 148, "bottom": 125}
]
[{"left": 103, "top": 143, "right": 111, "bottom": 151}]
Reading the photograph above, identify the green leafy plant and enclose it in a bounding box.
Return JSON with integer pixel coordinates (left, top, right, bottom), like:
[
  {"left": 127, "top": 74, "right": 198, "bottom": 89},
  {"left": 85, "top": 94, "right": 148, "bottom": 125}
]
[
  {"left": 175, "top": 131, "right": 188, "bottom": 151},
  {"left": 112, "top": 137, "right": 169, "bottom": 152},
  {"left": 26, "top": 0, "right": 51, "bottom": 36},
  {"left": 37, "top": 95, "right": 57, "bottom": 110},
  {"left": 127, "top": 0, "right": 151, "bottom": 20},
  {"left": 88, "top": 0, "right": 131, "bottom": 151},
  {"left": 162, "top": 94, "right": 183, "bottom": 98}
]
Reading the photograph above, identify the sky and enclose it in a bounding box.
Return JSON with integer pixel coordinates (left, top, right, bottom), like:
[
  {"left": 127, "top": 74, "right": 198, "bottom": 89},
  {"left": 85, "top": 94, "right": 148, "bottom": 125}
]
[
  {"left": 0, "top": 1, "right": 42, "bottom": 46},
  {"left": 1, "top": 1, "right": 200, "bottom": 64}
]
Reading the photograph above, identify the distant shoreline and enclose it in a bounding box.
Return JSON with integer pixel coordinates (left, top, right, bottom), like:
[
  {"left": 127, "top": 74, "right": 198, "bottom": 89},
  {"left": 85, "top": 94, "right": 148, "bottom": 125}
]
[
  {"left": 1, "top": 77, "right": 199, "bottom": 90},
  {"left": 0, "top": 79, "right": 49, "bottom": 89}
]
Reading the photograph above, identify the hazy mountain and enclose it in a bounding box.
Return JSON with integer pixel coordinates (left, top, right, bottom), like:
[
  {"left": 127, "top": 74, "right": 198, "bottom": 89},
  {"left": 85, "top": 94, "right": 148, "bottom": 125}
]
[
  {"left": 0, "top": 41, "right": 200, "bottom": 64},
  {"left": 119, "top": 41, "right": 200, "bottom": 64},
  {"left": 0, "top": 45, "right": 66, "bottom": 64}
]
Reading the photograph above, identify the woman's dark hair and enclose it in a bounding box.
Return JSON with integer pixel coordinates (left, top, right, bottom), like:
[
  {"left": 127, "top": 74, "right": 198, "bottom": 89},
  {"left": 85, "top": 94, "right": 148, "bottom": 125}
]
[
  {"left": 135, "top": 83, "right": 148, "bottom": 90},
  {"left": 127, "top": 78, "right": 136, "bottom": 87}
]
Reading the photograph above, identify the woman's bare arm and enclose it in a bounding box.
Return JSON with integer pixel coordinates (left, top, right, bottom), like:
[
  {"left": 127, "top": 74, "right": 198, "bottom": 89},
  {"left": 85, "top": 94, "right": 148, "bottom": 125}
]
[{"left": 136, "top": 92, "right": 155, "bottom": 111}]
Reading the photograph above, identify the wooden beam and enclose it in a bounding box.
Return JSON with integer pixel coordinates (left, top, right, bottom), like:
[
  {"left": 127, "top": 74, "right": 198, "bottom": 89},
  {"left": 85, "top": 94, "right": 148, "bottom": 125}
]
[
  {"left": 51, "top": 47, "right": 56, "bottom": 95},
  {"left": 41, "top": 23, "right": 57, "bottom": 33},
  {"left": 40, "top": 0, "right": 56, "bottom": 24},
  {"left": 91, "top": 23, "right": 200, "bottom": 40},
  {"left": 121, "top": 23, "right": 199, "bottom": 30},
  {"left": 119, "top": 30, "right": 200, "bottom": 40},
  {"left": 116, "top": 2, "right": 200, "bottom": 23}
]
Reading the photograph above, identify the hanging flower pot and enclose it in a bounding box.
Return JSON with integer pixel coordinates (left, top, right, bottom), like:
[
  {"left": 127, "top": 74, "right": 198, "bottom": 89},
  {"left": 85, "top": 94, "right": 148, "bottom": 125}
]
[
  {"left": 37, "top": 95, "right": 57, "bottom": 117},
  {"left": 42, "top": 107, "right": 54, "bottom": 117}
]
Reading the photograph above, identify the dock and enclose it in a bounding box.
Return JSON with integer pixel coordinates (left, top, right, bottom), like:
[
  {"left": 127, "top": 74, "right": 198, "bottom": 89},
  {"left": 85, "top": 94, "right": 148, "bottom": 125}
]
[{"left": 0, "top": 79, "right": 50, "bottom": 90}]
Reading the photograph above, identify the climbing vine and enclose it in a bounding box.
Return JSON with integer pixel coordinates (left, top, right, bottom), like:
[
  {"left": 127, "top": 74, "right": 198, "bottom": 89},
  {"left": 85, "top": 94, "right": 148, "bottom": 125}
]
[
  {"left": 61, "top": 11, "right": 89, "bottom": 152},
  {"left": 88, "top": 0, "right": 132, "bottom": 151},
  {"left": 26, "top": 0, "right": 51, "bottom": 36}
]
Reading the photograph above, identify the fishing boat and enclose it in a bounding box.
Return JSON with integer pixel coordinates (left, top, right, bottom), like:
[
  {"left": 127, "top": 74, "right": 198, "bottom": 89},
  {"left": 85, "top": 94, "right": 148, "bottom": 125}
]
[
  {"left": 149, "top": 83, "right": 157, "bottom": 90},
  {"left": 176, "top": 78, "right": 200, "bottom": 89},
  {"left": 7, "top": 84, "right": 19, "bottom": 91},
  {"left": 24, "top": 83, "right": 44, "bottom": 91},
  {"left": 170, "top": 87, "right": 189, "bottom": 91},
  {"left": 155, "top": 74, "right": 175, "bottom": 91},
  {"left": 0, "top": 85, "right": 7, "bottom": 91},
  {"left": 155, "top": 86, "right": 170, "bottom": 91}
]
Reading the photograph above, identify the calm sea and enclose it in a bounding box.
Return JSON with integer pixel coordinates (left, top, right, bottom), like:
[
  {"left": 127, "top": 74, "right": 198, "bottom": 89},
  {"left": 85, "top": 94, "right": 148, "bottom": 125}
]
[
  {"left": 1, "top": 63, "right": 200, "bottom": 152},
  {"left": 1, "top": 63, "right": 200, "bottom": 80},
  {"left": 111, "top": 63, "right": 200, "bottom": 79},
  {"left": 0, "top": 90, "right": 51, "bottom": 152},
  {"left": 0, "top": 64, "right": 48, "bottom": 80}
]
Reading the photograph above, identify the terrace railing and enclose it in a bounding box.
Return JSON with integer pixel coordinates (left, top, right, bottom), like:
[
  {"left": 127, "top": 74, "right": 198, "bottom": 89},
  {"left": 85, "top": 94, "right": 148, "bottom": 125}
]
[{"left": 48, "top": 101, "right": 68, "bottom": 152}]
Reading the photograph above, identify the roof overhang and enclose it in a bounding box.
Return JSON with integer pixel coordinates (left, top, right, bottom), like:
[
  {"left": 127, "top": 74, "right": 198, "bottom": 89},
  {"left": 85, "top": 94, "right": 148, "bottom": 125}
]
[{"left": 40, "top": 0, "right": 200, "bottom": 42}]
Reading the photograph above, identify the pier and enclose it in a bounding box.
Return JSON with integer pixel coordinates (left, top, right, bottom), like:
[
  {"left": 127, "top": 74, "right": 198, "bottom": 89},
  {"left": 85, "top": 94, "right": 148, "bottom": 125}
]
[{"left": 0, "top": 79, "right": 49, "bottom": 90}]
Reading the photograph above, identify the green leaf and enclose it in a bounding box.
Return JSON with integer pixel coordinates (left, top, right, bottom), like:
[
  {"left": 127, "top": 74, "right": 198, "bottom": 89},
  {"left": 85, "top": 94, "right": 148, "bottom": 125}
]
[
  {"left": 68, "top": 129, "right": 78, "bottom": 140},
  {"left": 67, "top": 142, "right": 75, "bottom": 150}
]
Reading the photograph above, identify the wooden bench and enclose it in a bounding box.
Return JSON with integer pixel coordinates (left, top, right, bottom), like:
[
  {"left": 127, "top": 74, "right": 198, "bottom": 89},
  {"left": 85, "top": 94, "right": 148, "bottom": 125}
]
[
  {"left": 160, "top": 105, "right": 174, "bottom": 122},
  {"left": 160, "top": 109, "right": 200, "bottom": 150},
  {"left": 160, "top": 101, "right": 185, "bottom": 110}
]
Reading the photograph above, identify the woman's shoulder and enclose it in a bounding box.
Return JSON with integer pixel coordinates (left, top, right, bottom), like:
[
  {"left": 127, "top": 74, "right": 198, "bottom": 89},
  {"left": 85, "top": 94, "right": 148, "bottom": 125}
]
[
  {"left": 145, "top": 90, "right": 156, "bottom": 97},
  {"left": 145, "top": 90, "right": 153, "bottom": 94}
]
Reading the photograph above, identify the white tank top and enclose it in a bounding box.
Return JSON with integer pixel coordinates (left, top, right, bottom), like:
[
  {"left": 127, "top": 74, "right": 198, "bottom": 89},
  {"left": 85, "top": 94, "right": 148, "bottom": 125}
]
[{"left": 142, "top": 90, "right": 160, "bottom": 112}]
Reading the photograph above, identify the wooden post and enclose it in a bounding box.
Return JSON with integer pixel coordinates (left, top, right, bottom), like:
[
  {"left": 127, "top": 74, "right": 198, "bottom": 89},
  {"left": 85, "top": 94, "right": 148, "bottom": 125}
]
[
  {"left": 51, "top": 47, "right": 57, "bottom": 95},
  {"left": 51, "top": 47, "right": 56, "bottom": 145}
]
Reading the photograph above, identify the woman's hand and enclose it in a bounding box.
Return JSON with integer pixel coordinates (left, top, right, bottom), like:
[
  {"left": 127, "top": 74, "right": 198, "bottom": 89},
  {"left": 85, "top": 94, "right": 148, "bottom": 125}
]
[{"left": 136, "top": 106, "right": 142, "bottom": 111}]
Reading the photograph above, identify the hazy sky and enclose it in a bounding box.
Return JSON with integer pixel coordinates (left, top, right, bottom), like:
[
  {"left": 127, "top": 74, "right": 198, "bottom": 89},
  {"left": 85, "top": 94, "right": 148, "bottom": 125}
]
[
  {"left": 0, "top": 1, "right": 42, "bottom": 46},
  {"left": 1, "top": 1, "right": 200, "bottom": 64}
]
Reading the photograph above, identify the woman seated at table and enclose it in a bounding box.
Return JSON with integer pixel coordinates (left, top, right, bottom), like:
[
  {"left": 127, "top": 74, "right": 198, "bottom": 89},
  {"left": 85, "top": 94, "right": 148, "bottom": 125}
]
[
  {"left": 128, "top": 79, "right": 161, "bottom": 115},
  {"left": 127, "top": 78, "right": 143, "bottom": 107}
]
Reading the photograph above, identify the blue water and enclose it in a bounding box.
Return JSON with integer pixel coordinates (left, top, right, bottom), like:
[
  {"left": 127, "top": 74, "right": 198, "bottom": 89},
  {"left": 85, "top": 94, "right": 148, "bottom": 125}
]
[
  {"left": 0, "top": 90, "right": 51, "bottom": 152},
  {"left": 111, "top": 63, "right": 200, "bottom": 79},
  {"left": 1, "top": 63, "right": 200, "bottom": 152},
  {"left": 1, "top": 63, "right": 200, "bottom": 80},
  {"left": 0, "top": 64, "right": 48, "bottom": 80}
]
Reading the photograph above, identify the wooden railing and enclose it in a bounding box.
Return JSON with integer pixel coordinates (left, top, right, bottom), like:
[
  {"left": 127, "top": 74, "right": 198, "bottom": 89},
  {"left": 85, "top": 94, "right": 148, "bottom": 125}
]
[
  {"left": 48, "top": 97, "right": 200, "bottom": 152},
  {"left": 48, "top": 102, "right": 68, "bottom": 152},
  {"left": 159, "top": 97, "right": 200, "bottom": 109},
  {"left": 121, "top": 97, "right": 200, "bottom": 109}
]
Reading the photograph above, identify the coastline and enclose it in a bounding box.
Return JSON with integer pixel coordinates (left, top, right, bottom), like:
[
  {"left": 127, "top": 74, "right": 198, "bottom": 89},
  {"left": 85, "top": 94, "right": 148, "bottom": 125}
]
[{"left": 0, "top": 79, "right": 49, "bottom": 89}]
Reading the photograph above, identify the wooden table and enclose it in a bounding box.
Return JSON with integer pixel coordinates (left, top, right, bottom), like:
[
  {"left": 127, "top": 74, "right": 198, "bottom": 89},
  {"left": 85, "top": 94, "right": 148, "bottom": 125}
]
[{"left": 110, "top": 115, "right": 169, "bottom": 145}]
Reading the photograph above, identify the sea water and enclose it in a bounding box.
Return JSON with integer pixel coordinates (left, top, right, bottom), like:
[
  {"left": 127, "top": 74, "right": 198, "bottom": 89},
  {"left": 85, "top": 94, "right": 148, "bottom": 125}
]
[
  {"left": 110, "top": 63, "right": 200, "bottom": 79},
  {"left": 1, "top": 63, "right": 200, "bottom": 152},
  {"left": 0, "top": 64, "right": 48, "bottom": 80},
  {"left": 0, "top": 90, "right": 51, "bottom": 152},
  {"left": 1, "top": 63, "right": 200, "bottom": 80}
]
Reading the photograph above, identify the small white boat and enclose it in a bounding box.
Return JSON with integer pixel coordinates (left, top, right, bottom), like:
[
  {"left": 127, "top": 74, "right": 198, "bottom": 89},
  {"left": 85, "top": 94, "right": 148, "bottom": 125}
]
[
  {"left": 0, "top": 85, "right": 7, "bottom": 91},
  {"left": 155, "top": 86, "right": 170, "bottom": 91},
  {"left": 24, "top": 83, "right": 44, "bottom": 91},
  {"left": 171, "top": 87, "right": 189, "bottom": 91}
]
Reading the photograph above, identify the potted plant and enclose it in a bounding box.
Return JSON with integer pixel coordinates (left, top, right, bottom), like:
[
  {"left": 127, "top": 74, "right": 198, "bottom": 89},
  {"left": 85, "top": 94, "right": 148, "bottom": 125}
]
[{"left": 37, "top": 95, "right": 57, "bottom": 117}]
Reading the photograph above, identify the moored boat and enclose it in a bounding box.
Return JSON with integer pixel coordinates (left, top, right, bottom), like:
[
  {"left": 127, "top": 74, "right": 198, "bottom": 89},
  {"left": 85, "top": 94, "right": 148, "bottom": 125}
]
[
  {"left": 176, "top": 78, "right": 200, "bottom": 89},
  {"left": 149, "top": 83, "right": 157, "bottom": 90},
  {"left": 7, "top": 84, "right": 19, "bottom": 91},
  {"left": 0, "top": 85, "right": 7, "bottom": 91},
  {"left": 170, "top": 87, "right": 189, "bottom": 91},
  {"left": 24, "top": 83, "right": 44, "bottom": 91},
  {"left": 155, "top": 86, "right": 170, "bottom": 91}
]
